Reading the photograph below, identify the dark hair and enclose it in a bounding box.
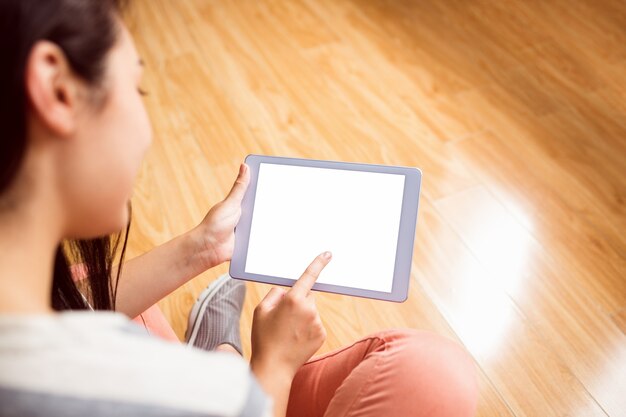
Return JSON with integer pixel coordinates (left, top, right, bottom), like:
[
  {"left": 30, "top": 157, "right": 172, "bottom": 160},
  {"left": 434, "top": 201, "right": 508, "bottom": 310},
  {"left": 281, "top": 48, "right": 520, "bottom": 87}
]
[{"left": 0, "top": 0, "right": 129, "bottom": 311}]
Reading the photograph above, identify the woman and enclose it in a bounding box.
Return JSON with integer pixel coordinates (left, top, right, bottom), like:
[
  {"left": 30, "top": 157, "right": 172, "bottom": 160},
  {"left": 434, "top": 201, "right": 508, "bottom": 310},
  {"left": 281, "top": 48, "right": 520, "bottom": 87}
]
[{"left": 0, "top": 1, "right": 478, "bottom": 416}]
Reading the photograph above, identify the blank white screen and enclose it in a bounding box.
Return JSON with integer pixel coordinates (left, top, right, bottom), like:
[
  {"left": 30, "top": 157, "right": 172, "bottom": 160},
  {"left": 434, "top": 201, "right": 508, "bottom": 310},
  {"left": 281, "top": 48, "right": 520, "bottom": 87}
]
[{"left": 244, "top": 163, "right": 405, "bottom": 293}]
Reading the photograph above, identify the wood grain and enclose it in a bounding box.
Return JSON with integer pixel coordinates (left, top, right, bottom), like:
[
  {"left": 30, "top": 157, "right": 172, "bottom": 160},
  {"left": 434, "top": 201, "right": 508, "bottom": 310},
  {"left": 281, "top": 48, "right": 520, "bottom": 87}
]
[{"left": 125, "top": 0, "right": 626, "bottom": 415}]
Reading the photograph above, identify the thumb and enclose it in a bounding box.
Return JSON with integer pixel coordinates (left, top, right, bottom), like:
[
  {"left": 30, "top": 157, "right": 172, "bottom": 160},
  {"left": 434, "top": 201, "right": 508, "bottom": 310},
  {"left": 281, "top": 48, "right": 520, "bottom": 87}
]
[{"left": 226, "top": 163, "right": 250, "bottom": 203}]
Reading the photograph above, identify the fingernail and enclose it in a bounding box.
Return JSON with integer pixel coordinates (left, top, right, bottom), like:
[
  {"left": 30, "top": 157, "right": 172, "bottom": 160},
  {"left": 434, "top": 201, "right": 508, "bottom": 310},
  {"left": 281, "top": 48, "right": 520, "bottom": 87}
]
[{"left": 322, "top": 251, "right": 332, "bottom": 259}]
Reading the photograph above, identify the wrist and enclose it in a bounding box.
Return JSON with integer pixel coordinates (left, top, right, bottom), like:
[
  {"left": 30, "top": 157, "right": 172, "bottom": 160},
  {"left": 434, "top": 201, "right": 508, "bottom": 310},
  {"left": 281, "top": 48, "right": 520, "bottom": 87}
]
[
  {"left": 183, "top": 226, "right": 218, "bottom": 274},
  {"left": 250, "top": 355, "right": 294, "bottom": 414},
  {"left": 250, "top": 354, "right": 296, "bottom": 383}
]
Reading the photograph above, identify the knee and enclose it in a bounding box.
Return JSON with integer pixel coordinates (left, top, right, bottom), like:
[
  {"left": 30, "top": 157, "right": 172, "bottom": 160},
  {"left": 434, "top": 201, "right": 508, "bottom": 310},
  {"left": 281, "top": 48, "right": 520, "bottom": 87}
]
[{"left": 380, "top": 329, "right": 479, "bottom": 417}]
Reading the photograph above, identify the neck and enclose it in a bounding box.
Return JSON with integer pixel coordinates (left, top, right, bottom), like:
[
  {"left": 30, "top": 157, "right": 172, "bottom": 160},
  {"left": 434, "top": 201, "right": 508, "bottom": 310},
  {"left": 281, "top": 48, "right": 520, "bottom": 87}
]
[{"left": 0, "top": 160, "right": 62, "bottom": 315}]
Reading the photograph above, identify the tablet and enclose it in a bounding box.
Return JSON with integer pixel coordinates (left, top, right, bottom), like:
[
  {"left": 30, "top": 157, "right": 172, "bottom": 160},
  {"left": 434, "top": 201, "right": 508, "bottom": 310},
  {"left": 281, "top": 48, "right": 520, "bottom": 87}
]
[{"left": 229, "top": 154, "right": 422, "bottom": 302}]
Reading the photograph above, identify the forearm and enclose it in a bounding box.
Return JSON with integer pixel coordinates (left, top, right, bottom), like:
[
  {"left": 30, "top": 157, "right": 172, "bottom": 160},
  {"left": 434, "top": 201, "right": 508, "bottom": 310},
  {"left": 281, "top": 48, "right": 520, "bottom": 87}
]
[
  {"left": 114, "top": 227, "right": 213, "bottom": 318},
  {"left": 250, "top": 359, "right": 294, "bottom": 417}
]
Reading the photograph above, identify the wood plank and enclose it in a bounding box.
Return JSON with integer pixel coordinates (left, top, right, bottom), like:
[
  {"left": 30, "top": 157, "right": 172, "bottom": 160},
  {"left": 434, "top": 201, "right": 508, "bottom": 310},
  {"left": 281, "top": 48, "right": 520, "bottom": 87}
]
[
  {"left": 613, "top": 308, "right": 626, "bottom": 336},
  {"left": 449, "top": 132, "right": 625, "bottom": 314},
  {"left": 124, "top": 0, "right": 626, "bottom": 415},
  {"left": 434, "top": 186, "right": 625, "bottom": 416}
]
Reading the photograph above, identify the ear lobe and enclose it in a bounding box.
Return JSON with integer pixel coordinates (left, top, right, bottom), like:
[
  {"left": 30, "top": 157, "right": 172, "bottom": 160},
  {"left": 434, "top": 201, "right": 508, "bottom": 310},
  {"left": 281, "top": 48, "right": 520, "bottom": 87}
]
[{"left": 25, "top": 41, "right": 80, "bottom": 137}]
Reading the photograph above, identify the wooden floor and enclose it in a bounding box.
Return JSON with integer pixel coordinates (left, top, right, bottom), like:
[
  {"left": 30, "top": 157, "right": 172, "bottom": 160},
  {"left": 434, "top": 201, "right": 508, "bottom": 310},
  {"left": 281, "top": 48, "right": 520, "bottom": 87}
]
[{"left": 125, "top": 1, "right": 626, "bottom": 416}]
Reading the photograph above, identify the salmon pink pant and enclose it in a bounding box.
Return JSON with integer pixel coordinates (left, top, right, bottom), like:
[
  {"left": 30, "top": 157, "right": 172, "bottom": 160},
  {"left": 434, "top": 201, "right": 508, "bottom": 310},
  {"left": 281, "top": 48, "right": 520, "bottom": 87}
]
[
  {"left": 287, "top": 329, "right": 478, "bottom": 417},
  {"left": 130, "top": 303, "right": 478, "bottom": 417}
]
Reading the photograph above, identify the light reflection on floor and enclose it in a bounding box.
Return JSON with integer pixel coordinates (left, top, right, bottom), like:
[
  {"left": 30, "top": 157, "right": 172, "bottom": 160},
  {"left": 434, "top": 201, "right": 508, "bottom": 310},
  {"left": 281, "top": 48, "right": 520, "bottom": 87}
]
[{"left": 435, "top": 187, "right": 535, "bottom": 359}]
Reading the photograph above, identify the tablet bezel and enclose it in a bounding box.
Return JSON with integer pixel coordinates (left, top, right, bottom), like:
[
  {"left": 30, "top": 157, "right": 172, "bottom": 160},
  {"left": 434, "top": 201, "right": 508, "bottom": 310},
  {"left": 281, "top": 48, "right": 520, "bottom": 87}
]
[{"left": 229, "top": 154, "right": 421, "bottom": 302}]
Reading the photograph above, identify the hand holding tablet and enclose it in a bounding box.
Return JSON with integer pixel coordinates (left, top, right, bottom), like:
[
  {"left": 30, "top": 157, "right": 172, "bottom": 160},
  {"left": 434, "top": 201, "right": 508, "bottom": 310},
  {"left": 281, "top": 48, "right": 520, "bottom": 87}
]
[{"left": 230, "top": 154, "right": 422, "bottom": 302}]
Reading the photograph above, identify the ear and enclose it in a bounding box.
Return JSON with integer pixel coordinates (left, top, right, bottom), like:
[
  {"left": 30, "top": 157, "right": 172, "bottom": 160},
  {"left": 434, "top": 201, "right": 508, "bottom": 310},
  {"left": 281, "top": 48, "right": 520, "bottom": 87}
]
[{"left": 24, "top": 41, "right": 83, "bottom": 137}]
